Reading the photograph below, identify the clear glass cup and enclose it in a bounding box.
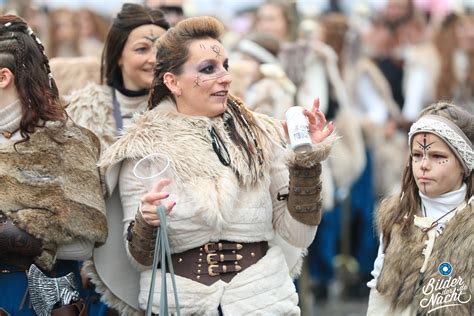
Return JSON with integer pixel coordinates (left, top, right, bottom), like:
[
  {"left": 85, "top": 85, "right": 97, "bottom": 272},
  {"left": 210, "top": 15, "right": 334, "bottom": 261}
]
[{"left": 133, "top": 152, "right": 178, "bottom": 204}]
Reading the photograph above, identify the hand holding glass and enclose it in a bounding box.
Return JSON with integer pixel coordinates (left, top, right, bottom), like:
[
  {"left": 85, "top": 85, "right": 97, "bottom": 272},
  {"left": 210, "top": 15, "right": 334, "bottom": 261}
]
[{"left": 133, "top": 152, "right": 178, "bottom": 204}]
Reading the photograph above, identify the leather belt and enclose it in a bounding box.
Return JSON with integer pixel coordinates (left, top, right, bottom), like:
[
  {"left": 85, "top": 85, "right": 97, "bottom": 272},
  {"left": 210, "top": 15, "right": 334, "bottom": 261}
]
[{"left": 162, "top": 240, "right": 268, "bottom": 286}]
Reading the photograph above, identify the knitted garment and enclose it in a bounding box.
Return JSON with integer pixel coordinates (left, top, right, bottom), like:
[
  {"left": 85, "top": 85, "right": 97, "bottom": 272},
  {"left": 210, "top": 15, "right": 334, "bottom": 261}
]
[{"left": 408, "top": 115, "right": 473, "bottom": 173}]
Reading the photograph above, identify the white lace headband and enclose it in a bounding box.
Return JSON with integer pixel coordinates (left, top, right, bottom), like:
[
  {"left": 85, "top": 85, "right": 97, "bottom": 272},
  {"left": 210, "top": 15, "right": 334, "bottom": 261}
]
[{"left": 408, "top": 115, "right": 473, "bottom": 174}]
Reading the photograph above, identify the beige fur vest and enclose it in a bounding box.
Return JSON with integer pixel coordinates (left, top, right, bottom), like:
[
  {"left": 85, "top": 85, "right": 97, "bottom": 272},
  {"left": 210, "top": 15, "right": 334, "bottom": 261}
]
[
  {"left": 66, "top": 83, "right": 117, "bottom": 150},
  {"left": 376, "top": 198, "right": 473, "bottom": 315},
  {"left": 0, "top": 121, "right": 107, "bottom": 271}
]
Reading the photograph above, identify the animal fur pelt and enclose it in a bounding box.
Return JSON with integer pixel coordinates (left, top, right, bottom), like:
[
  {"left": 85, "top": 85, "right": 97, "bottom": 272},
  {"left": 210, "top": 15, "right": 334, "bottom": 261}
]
[
  {"left": 376, "top": 197, "right": 473, "bottom": 315},
  {"left": 0, "top": 120, "right": 107, "bottom": 271}
]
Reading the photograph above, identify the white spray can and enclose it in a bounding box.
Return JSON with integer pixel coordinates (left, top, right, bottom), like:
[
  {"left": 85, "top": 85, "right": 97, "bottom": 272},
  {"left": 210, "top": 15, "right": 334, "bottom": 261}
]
[{"left": 285, "top": 106, "right": 312, "bottom": 153}]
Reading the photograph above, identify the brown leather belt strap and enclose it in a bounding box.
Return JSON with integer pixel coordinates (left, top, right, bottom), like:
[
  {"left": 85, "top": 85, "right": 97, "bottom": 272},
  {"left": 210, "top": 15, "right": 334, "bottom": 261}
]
[{"left": 164, "top": 240, "right": 268, "bottom": 286}]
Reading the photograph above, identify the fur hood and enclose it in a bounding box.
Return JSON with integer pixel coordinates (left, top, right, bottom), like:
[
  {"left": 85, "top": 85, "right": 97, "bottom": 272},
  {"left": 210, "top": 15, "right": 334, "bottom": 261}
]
[
  {"left": 66, "top": 82, "right": 117, "bottom": 150},
  {"left": 376, "top": 196, "right": 473, "bottom": 315},
  {"left": 0, "top": 121, "right": 107, "bottom": 270}
]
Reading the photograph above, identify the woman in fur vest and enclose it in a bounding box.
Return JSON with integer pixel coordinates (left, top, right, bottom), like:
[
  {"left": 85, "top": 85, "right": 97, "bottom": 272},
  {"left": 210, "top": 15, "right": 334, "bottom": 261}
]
[
  {"left": 66, "top": 3, "right": 170, "bottom": 151},
  {"left": 367, "top": 102, "right": 473, "bottom": 315},
  {"left": 64, "top": 4, "right": 170, "bottom": 315},
  {"left": 96, "top": 16, "right": 335, "bottom": 315},
  {"left": 0, "top": 15, "right": 107, "bottom": 315}
]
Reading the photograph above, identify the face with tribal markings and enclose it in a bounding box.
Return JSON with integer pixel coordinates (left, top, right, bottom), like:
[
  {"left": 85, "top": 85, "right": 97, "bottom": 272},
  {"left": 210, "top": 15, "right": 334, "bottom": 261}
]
[
  {"left": 411, "top": 132, "right": 464, "bottom": 197},
  {"left": 163, "top": 37, "right": 232, "bottom": 117},
  {"left": 119, "top": 24, "right": 166, "bottom": 91}
]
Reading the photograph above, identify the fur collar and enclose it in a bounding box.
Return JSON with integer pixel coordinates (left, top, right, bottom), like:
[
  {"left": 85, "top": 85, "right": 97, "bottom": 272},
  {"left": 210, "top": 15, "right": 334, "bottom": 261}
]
[{"left": 99, "top": 96, "right": 286, "bottom": 190}]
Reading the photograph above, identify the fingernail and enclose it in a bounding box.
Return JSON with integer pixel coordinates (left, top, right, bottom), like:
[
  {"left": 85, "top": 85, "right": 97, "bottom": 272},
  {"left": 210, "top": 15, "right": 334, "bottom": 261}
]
[
  {"left": 316, "top": 108, "right": 320, "bottom": 112},
  {"left": 165, "top": 193, "right": 170, "bottom": 198},
  {"left": 172, "top": 202, "right": 177, "bottom": 207},
  {"left": 329, "top": 121, "right": 333, "bottom": 125}
]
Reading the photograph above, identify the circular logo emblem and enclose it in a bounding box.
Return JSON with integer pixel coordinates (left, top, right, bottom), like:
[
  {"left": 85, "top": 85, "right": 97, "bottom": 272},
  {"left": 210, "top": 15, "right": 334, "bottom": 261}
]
[{"left": 439, "top": 262, "right": 452, "bottom": 276}]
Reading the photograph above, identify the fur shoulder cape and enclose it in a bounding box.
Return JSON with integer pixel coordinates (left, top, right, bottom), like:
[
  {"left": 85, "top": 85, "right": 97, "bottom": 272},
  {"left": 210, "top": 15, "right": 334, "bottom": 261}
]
[
  {"left": 0, "top": 120, "right": 107, "bottom": 270},
  {"left": 375, "top": 196, "right": 473, "bottom": 315},
  {"left": 66, "top": 82, "right": 117, "bottom": 150},
  {"left": 99, "top": 95, "right": 335, "bottom": 188}
]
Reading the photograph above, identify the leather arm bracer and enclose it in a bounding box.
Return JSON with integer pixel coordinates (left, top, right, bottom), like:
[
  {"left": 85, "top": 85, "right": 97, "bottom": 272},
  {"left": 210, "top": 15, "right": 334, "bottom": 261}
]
[
  {"left": 126, "top": 210, "right": 157, "bottom": 266},
  {"left": 287, "top": 163, "right": 323, "bottom": 225},
  {"left": 0, "top": 213, "right": 43, "bottom": 257}
]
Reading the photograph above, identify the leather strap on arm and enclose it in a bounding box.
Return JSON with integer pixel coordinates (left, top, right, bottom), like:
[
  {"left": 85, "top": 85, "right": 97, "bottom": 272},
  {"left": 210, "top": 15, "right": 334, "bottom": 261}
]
[
  {"left": 126, "top": 210, "right": 157, "bottom": 266},
  {"left": 287, "top": 163, "right": 323, "bottom": 225}
]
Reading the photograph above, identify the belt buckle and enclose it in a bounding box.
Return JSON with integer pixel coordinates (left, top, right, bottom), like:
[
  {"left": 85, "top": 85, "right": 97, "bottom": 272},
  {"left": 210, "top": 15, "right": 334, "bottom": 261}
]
[
  {"left": 208, "top": 264, "right": 219, "bottom": 276},
  {"left": 204, "top": 243, "right": 216, "bottom": 253},
  {"left": 207, "top": 253, "right": 218, "bottom": 264}
]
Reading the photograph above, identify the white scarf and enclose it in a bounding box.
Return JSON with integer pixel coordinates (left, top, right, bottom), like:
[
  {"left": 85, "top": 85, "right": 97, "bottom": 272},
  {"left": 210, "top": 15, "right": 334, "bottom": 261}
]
[{"left": 419, "top": 183, "right": 467, "bottom": 233}]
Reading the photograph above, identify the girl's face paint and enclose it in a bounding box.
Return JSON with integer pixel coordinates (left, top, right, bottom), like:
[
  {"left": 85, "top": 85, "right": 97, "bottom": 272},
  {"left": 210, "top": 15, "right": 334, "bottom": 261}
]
[
  {"left": 172, "top": 38, "right": 232, "bottom": 117},
  {"left": 411, "top": 132, "right": 464, "bottom": 197}
]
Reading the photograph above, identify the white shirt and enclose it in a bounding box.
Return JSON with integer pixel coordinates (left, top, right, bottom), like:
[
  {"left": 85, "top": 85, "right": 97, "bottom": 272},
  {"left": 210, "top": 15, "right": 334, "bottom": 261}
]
[{"left": 367, "top": 183, "right": 467, "bottom": 288}]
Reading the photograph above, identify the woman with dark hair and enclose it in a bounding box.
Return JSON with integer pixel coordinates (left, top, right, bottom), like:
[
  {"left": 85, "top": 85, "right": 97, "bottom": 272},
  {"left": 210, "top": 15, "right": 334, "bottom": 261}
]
[
  {"left": 65, "top": 3, "right": 170, "bottom": 314},
  {"left": 98, "top": 15, "right": 335, "bottom": 314},
  {"left": 0, "top": 15, "right": 107, "bottom": 315},
  {"left": 67, "top": 2, "right": 170, "bottom": 150}
]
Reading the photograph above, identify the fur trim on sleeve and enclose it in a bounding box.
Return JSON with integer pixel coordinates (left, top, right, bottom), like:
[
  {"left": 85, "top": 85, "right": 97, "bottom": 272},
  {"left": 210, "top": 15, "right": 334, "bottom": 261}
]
[{"left": 286, "top": 133, "right": 337, "bottom": 168}]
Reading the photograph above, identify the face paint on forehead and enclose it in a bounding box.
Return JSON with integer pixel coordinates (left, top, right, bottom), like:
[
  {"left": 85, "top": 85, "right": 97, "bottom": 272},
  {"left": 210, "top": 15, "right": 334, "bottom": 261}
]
[
  {"left": 144, "top": 29, "right": 159, "bottom": 43},
  {"left": 413, "top": 133, "right": 436, "bottom": 162},
  {"left": 211, "top": 44, "right": 222, "bottom": 59},
  {"left": 419, "top": 133, "right": 436, "bottom": 152}
]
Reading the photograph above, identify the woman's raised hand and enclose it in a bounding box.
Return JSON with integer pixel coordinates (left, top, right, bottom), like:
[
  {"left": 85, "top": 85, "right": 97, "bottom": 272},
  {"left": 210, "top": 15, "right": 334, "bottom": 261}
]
[
  {"left": 282, "top": 98, "right": 334, "bottom": 144},
  {"left": 139, "top": 178, "right": 176, "bottom": 227},
  {"left": 305, "top": 98, "right": 334, "bottom": 143}
]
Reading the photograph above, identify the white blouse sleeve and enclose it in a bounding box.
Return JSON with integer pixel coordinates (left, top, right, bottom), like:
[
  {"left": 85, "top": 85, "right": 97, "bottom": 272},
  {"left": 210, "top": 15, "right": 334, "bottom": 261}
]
[
  {"left": 56, "top": 239, "right": 94, "bottom": 261},
  {"left": 119, "top": 158, "right": 152, "bottom": 271},
  {"left": 367, "top": 234, "right": 385, "bottom": 289}
]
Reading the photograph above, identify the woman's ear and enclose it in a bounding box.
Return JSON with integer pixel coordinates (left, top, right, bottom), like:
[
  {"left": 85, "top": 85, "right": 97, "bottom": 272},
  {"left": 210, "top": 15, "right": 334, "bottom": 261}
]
[
  {"left": 0, "top": 68, "right": 14, "bottom": 89},
  {"left": 163, "top": 72, "right": 181, "bottom": 97}
]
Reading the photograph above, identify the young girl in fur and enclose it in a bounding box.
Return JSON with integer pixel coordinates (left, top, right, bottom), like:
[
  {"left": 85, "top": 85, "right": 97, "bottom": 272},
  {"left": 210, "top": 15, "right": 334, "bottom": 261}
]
[{"left": 367, "top": 102, "right": 473, "bottom": 315}]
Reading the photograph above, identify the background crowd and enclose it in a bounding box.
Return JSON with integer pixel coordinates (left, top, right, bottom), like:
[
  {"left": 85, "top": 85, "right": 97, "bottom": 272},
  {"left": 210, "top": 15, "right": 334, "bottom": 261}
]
[{"left": 1, "top": 0, "right": 473, "bottom": 315}]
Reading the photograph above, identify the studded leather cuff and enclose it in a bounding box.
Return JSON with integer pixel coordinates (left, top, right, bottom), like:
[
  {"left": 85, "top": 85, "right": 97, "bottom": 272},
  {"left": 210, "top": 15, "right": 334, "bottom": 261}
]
[
  {"left": 287, "top": 163, "right": 323, "bottom": 225},
  {"left": 126, "top": 211, "right": 157, "bottom": 266}
]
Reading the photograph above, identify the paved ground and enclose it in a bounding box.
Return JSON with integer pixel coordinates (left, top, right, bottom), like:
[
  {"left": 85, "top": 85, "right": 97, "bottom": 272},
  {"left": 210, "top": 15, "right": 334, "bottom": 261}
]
[
  {"left": 303, "top": 283, "right": 369, "bottom": 316},
  {"left": 297, "top": 260, "right": 370, "bottom": 316}
]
